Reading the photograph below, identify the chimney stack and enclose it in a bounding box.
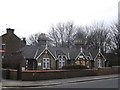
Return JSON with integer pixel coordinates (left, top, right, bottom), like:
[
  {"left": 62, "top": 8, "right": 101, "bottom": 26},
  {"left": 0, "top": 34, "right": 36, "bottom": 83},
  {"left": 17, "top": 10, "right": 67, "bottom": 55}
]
[{"left": 6, "top": 28, "right": 14, "bottom": 34}]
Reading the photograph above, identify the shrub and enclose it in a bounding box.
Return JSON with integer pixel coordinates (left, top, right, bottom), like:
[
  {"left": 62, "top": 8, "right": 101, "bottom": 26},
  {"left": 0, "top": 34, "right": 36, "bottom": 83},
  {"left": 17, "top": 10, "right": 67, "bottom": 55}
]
[{"left": 62, "top": 65, "right": 88, "bottom": 70}]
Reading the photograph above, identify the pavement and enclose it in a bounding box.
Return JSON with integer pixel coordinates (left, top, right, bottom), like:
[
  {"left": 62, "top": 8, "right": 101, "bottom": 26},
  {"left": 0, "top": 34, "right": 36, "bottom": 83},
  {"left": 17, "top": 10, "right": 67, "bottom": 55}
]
[{"left": 1, "top": 74, "right": 119, "bottom": 87}]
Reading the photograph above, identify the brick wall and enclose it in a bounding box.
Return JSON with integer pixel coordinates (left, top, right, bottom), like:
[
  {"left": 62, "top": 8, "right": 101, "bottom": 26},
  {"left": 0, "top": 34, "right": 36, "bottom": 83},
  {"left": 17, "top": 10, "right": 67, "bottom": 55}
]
[
  {"left": 2, "top": 66, "right": 120, "bottom": 80},
  {"left": 97, "top": 66, "right": 120, "bottom": 75},
  {"left": 21, "top": 69, "right": 98, "bottom": 81},
  {"left": 10, "top": 70, "right": 17, "bottom": 80}
]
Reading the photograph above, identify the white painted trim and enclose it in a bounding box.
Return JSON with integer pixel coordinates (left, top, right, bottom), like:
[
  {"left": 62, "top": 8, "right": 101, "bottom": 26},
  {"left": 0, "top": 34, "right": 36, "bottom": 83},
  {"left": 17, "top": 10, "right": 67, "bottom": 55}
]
[
  {"left": 58, "top": 55, "right": 68, "bottom": 60},
  {"left": 42, "top": 58, "right": 50, "bottom": 69},
  {"left": 54, "top": 51, "right": 57, "bottom": 60},
  {"left": 34, "top": 49, "right": 38, "bottom": 59},
  {"left": 98, "top": 59, "right": 102, "bottom": 68},
  {"left": 86, "top": 56, "right": 91, "bottom": 61},
  {"left": 94, "top": 52, "right": 106, "bottom": 61},
  {"left": 75, "top": 52, "right": 87, "bottom": 61},
  {"left": 36, "top": 47, "right": 56, "bottom": 60},
  {"left": 68, "top": 53, "right": 70, "bottom": 60},
  {"left": 58, "top": 55, "right": 66, "bottom": 68},
  {"left": 89, "top": 52, "right": 93, "bottom": 60}
]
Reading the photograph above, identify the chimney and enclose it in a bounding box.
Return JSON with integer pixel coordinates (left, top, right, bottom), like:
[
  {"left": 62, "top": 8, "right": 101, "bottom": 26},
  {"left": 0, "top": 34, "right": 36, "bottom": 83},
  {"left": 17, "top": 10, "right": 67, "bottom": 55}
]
[
  {"left": 74, "top": 39, "right": 84, "bottom": 48},
  {"left": 22, "top": 38, "right": 26, "bottom": 44},
  {"left": 6, "top": 28, "right": 14, "bottom": 34},
  {"left": 38, "top": 33, "right": 47, "bottom": 46},
  {"left": 39, "top": 33, "right": 46, "bottom": 38}
]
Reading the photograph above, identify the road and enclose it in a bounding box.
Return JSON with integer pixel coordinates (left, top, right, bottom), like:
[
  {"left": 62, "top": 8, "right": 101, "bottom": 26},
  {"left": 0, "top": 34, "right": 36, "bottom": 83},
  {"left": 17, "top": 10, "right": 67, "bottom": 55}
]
[
  {"left": 2, "top": 78, "right": 119, "bottom": 90},
  {"left": 46, "top": 78, "right": 119, "bottom": 88}
]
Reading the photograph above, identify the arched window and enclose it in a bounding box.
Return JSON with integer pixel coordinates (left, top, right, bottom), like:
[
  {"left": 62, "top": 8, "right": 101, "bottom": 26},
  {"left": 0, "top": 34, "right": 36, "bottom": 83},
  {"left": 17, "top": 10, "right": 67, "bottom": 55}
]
[
  {"left": 98, "top": 59, "right": 102, "bottom": 68},
  {"left": 43, "top": 58, "right": 50, "bottom": 69},
  {"left": 86, "top": 61, "right": 89, "bottom": 68},
  {"left": 59, "top": 56, "right": 66, "bottom": 68}
]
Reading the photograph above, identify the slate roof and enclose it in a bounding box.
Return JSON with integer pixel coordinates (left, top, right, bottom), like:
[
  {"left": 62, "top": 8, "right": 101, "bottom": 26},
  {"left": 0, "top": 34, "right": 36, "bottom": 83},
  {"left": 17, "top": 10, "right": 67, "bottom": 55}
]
[
  {"left": 88, "top": 49, "right": 99, "bottom": 59},
  {"left": 19, "top": 45, "right": 99, "bottom": 60},
  {"left": 19, "top": 45, "right": 45, "bottom": 59}
]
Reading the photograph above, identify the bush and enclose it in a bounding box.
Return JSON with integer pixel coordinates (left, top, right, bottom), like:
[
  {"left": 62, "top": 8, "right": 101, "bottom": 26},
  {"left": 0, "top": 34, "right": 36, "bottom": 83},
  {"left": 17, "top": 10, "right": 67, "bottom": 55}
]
[{"left": 62, "top": 65, "right": 88, "bottom": 70}]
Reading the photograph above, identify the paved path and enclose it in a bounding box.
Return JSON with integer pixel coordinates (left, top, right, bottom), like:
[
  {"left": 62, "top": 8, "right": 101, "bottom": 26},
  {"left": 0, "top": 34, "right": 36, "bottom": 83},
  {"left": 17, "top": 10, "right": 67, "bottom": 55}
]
[{"left": 1, "top": 74, "right": 119, "bottom": 87}]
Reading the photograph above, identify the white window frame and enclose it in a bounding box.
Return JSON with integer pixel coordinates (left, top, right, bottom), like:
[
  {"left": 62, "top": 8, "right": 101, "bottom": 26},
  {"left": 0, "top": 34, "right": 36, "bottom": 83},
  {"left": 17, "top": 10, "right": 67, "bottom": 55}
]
[
  {"left": 86, "top": 61, "right": 89, "bottom": 68},
  {"left": 98, "top": 59, "right": 102, "bottom": 68},
  {"left": 43, "top": 58, "right": 50, "bottom": 69},
  {"left": 59, "top": 56, "right": 65, "bottom": 68}
]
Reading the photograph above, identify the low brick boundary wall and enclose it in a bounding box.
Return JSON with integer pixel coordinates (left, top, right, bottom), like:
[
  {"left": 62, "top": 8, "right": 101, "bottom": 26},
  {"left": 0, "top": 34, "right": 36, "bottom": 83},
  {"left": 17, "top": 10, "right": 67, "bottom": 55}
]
[
  {"left": 21, "top": 69, "right": 98, "bottom": 81},
  {"left": 2, "top": 66, "right": 120, "bottom": 80},
  {"left": 10, "top": 70, "right": 17, "bottom": 80},
  {"left": 2, "top": 69, "right": 17, "bottom": 80},
  {"left": 2, "top": 69, "right": 10, "bottom": 79},
  {"left": 97, "top": 66, "right": 120, "bottom": 75}
]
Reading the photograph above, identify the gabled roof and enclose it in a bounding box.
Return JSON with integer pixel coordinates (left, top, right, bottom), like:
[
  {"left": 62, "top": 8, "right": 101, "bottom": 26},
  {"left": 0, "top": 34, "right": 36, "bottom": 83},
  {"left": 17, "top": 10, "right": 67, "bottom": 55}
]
[
  {"left": 19, "top": 45, "right": 105, "bottom": 61},
  {"left": 69, "top": 48, "right": 80, "bottom": 59},
  {"left": 87, "top": 49, "right": 99, "bottom": 60},
  {"left": 36, "top": 46, "right": 56, "bottom": 60},
  {"left": 75, "top": 48, "right": 90, "bottom": 61},
  {"left": 19, "top": 45, "right": 45, "bottom": 59},
  {"left": 94, "top": 51, "right": 106, "bottom": 61},
  {"left": 19, "top": 45, "right": 69, "bottom": 60},
  {"left": 2, "top": 33, "right": 21, "bottom": 41}
]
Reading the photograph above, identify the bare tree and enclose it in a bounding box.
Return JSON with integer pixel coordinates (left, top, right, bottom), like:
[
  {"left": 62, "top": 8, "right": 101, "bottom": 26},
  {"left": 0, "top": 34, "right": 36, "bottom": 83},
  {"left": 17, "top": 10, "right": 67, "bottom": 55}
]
[
  {"left": 86, "top": 22, "right": 112, "bottom": 54},
  {"left": 110, "top": 21, "right": 120, "bottom": 54},
  {"left": 27, "top": 32, "right": 40, "bottom": 45},
  {"left": 57, "top": 22, "right": 65, "bottom": 47},
  {"left": 73, "top": 26, "right": 87, "bottom": 48},
  {"left": 65, "top": 22, "right": 76, "bottom": 48},
  {"left": 48, "top": 25, "right": 60, "bottom": 47},
  {"left": 48, "top": 21, "right": 75, "bottom": 47}
]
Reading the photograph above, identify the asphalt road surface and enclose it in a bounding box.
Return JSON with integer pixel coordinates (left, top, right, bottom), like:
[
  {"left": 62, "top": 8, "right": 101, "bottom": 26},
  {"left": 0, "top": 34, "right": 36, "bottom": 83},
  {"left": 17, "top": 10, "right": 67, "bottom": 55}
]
[
  {"left": 46, "top": 78, "right": 119, "bottom": 88},
  {"left": 2, "top": 78, "right": 119, "bottom": 90}
]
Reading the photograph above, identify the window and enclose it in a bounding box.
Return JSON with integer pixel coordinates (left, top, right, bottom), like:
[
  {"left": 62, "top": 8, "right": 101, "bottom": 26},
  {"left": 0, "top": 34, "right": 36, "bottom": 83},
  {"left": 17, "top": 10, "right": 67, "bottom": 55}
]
[
  {"left": 80, "top": 60, "right": 82, "bottom": 64},
  {"left": 98, "top": 59, "right": 102, "bottom": 68},
  {"left": 86, "top": 61, "right": 89, "bottom": 68},
  {"left": 79, "top": 56, "right": 83, "bottom": 58},
  {"left": 59, "top": 56, "right": 65, "bottom": 68},
  {"left": 43, "top": 58, "right": 50, "bottom": 69},
  {"left": 22, "top": 67, "right": 25, "bottom": 71},
  {"left": 38, "top": 63, "right": 41, "bottom": 66}
]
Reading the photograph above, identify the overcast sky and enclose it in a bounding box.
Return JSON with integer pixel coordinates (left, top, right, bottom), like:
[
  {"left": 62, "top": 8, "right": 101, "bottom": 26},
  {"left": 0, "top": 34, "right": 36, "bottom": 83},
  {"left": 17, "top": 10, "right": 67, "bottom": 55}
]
[{"left": 0, "top": 0, "right": 119, "bottom": 38}]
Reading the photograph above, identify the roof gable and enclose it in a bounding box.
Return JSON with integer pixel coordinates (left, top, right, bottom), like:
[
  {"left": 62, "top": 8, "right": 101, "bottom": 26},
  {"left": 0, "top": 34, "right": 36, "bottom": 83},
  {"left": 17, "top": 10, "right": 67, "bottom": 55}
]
[
  {"left": 75, "top": 52, "right": 88, "bottom": 60},
  {"left": 36, "top": 47, "right": 56, "bottom": 60},
  {"left": 94, "top": 52, "right": 106, "bottom": 61}
]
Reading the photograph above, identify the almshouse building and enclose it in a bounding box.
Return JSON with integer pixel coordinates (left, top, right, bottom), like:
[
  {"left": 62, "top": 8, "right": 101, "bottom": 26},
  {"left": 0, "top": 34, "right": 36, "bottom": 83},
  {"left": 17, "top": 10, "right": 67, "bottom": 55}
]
[
  {"left": 1, "top": 29, "right": 108, "bottom": 70},
  {"left": 19, "top": 33, "right": 108, "bottom": 70}
]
